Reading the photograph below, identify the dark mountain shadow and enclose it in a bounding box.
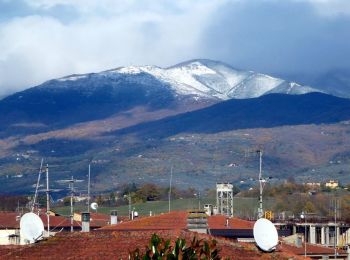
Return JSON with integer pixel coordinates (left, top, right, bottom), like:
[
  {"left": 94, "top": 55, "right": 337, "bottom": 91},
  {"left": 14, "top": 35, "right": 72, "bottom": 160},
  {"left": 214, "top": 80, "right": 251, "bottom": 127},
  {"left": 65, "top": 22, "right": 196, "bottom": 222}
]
[
  {"left": 112, "top": 92, "right": 350, "bottom": 138},
  {"left": 0, "top": 72, "right": 176, "bottom": 134}
]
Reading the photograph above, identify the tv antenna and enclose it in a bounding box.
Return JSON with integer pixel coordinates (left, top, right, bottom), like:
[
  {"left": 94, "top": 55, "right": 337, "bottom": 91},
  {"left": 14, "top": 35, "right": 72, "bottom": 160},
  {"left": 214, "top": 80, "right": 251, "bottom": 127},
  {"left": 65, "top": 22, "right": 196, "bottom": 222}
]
[
  {"left": 256, "top": 149, "right": 270, "bottom": 218},
  {"left": 87, "top": 164, "right": 91, "bottom": 213},
  {"left": 253, "top": 218, "right": 278, "bottom": 252},
  {"left": 20, "top": 212, "right": 44, "bottom": 244},
  {"left": 45, "top": 164, "right": 50, "bottom": 236},
  {"left": 32, "top": 158, "right": 44, "bottom": 212},
  {"left": 57, "top": 176, "right": 83, "bottom": 232}
]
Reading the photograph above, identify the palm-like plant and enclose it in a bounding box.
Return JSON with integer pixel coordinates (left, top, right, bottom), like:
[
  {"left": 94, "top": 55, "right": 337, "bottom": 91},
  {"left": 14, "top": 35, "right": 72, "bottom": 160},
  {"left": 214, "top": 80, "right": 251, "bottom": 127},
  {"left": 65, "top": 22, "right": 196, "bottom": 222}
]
[{"left": 129, "top": 233, "right": 221, "bottom": 260}]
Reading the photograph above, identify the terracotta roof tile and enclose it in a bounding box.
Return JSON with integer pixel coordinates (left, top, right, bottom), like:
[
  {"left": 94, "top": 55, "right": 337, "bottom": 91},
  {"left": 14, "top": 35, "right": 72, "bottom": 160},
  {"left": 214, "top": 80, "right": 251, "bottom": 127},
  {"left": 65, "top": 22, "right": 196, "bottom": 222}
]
[
  {"left": 100, "top": 211, "right": 188, "bottom": 230},
  {"left": 281, "top": 242, "right": 347, "bottom": 256},
  {"left": 208, "top": 215, "right": 254, "bottom": 230},
  {"left": 0, "top": 212, "right": 20, "bottom": 229},
  {"left": 0, "top": 230, "right": 299, "bottom": 259}
]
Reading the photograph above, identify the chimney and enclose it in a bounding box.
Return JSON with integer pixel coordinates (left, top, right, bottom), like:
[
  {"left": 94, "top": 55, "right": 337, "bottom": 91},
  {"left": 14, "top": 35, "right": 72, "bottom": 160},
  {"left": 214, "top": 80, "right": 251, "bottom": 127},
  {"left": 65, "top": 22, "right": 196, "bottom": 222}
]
[
  {"left": 81, "top": 212, "right": 90, "bottom": 232},
  {"left": 110, "top": 210, "right": 118, "bottom": 225}
]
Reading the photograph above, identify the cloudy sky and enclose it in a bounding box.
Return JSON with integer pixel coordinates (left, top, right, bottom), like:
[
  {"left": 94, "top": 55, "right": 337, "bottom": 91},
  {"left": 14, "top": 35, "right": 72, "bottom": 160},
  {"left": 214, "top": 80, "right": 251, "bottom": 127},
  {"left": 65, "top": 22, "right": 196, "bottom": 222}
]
[{"left": 0, "top": 0, "right": 350, "bottom": 96}]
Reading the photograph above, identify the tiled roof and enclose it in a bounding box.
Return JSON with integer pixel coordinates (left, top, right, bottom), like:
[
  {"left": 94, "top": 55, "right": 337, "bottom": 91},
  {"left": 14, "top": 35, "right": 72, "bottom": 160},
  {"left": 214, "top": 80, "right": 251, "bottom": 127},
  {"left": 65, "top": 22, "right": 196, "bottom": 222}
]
[
  {"left": 281, "top": 242, "right": 347, "bottom": 256},
  {"left": 0, "top": 212, "right": 20, "bottom": 229},
  {"left": 39, "top": 214, "right": 81, "bottom": 229},
  {"left": 0, "top": 212, "right": 81, "bottom": 230},
  {"left": 100, "top": 211, "right": 188, "bottom": 230},
  {"left": 208, "top": 215, "right": 254, "bottom": 230},
  {"left": 0, "top": 230, "right": 300, "bottom": 259}
]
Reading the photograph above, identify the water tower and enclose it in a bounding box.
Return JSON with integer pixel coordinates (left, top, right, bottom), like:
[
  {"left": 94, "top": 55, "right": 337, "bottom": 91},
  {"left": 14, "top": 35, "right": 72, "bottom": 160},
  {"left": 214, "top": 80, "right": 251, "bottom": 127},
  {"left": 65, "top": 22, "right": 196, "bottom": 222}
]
[{"left": 216, "top": 183, "right": 234, "bottom": 217}]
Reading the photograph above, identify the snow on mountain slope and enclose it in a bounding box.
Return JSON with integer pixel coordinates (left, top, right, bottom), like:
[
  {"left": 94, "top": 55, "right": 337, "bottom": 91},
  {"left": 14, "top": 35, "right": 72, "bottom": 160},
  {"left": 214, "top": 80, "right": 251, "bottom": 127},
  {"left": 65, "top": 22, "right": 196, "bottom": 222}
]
[{"left": 53, "top": 59, "right": 319, "bottom": 100}]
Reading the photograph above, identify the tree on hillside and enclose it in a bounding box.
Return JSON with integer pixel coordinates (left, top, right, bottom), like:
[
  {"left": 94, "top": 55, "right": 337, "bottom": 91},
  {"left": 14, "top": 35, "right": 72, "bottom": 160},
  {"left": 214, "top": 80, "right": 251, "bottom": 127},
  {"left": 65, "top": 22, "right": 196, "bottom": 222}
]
[{"left": 136, "top": 183, "right": 161, "bottom": 202}]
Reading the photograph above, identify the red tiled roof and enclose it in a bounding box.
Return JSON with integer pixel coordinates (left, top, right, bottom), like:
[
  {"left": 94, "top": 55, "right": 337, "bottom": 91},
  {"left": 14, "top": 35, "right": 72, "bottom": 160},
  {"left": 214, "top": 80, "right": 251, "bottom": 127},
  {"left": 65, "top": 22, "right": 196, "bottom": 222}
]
[
  {"left": 0, "top": 230, "right": 300, "bottom": 259},
  {"left": 208, "top": 215, "right": 254, "bottom": 230},
  {"left": 281, "top": 242, "right": 347, "bottom": 256},
  {"left": 39, "top": 214, "right": 81, "bottom": 229},
  {"left": 0, "top": 212, "right": 20, "bottom": 229},
  {"left": 0, "top": 211, "right": 81, "bottom": 230},
  {"left": 100, "top": 211, "right": 188, "bottom": 230}
]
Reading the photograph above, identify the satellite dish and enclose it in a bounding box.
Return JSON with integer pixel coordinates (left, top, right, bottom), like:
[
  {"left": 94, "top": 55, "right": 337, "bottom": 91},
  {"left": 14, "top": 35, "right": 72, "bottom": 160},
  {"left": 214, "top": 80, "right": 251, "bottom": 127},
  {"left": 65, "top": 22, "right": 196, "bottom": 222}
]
[
  {"left": 90, "top": 202, "right": 98, "bottom": 211},
  {"left": 253, "top": 218, "right": 278, "bottom": 252},
  {"left": 134, "top": 211, "right": 139, "bottom": 218},
  {"left": 20, "top": 212, "right": 44, "bottom": 243}
]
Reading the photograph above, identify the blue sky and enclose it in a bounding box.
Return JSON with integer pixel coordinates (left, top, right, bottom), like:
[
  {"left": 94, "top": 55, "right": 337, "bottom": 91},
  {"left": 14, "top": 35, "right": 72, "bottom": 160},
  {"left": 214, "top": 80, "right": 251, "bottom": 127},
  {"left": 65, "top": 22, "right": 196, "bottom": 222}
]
[{"left": 0, "top": 0, "right": 349, "bottom": 95}]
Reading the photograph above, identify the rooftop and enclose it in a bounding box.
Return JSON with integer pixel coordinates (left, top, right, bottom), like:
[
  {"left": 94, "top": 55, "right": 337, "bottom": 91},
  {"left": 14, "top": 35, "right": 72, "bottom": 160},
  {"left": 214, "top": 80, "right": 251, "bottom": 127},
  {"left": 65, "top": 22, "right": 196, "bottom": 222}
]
[{"left": 0, "top": 230, "right": 302, "bottom": 259}]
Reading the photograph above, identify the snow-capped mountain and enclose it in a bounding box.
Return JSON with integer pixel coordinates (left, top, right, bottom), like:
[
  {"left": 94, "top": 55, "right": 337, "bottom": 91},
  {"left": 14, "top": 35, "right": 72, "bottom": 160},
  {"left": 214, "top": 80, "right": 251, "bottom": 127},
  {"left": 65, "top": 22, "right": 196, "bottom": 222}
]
[
  {"left": 55, "top": 59, "right": 319, "bottom": 100},
  {"left": 0, "top": 59, "right": 321, "bottom": 132}
]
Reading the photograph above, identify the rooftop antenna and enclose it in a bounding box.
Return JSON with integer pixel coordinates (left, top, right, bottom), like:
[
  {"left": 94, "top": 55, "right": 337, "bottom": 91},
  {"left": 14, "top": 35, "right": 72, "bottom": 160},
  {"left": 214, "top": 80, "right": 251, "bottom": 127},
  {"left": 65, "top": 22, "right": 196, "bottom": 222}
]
[
  {"left": 45, "top": 164, "right": 50, "bottom": 237},
  {"left": 32, "top": 158, "right": 44, "bottom": 212},
  {"left": 70, "top": 176, "right": 74, "bottom": 232},
  {"left": 168, "top": 165, "right": 173, "bottom": 213},
  {"left": 257, "top": 149, "right": 265, "bottom": 219},
  {"left": 57, "top": 176, "right": 83, "bottom": 232},
  {"left": 87, "top": 164, "right": 91, "bottom": 213}
]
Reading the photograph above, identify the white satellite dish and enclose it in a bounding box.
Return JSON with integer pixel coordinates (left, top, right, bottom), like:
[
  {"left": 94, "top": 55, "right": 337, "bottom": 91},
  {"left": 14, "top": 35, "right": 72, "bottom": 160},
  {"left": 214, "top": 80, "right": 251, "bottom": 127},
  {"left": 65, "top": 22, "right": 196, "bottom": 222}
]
[
  {"left": 20, "top": 212, "right": 44, "bottom": 243},
  {"left": 90, "top": 202, "right": 98, "bottom": 211},
  {"left": 253, "top": 218, "right": 278, "bottom": 252},
  {"left": 133, "top": 211, "right": 139, "bottom": 218}
]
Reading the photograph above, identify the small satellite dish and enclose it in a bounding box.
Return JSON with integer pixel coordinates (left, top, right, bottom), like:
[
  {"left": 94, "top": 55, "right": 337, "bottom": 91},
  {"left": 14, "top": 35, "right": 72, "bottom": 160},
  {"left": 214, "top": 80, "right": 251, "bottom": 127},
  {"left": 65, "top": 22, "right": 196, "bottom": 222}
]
[
  {"left": 20, "top": 212, "right": 44, "bottom": 243},
  {"left": 253, "top": 218, "right": 278, "bottom": 252},
  {"left": 133, "top": 211, "right": 139, "bottom": 218},
  {"left": 90, "top": 202, "right": 98, "bottom": 211}
]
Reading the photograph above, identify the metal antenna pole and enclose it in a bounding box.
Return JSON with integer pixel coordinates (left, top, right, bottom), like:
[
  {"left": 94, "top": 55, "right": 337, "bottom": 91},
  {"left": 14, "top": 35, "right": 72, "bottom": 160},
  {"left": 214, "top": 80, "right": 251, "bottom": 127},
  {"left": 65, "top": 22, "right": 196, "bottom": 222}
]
[
  {"left": 258, "top": 149, "right": 263, "bottom": 218},
  {"left": 334, "top": 198, "right": 337, "bottom": 259},
  {"left": 304, "top": 213, "right": 307, "bottom": 258},
  {"left": 128, "top": 193, "right": 131, "bottom": 220},
  {"left": 46, "top": 164, "right": 50, "bottom": 237},
  {"left": 70, "top": 176, "right": 74, "bottom": 232},
  {"left": 168, "top": 165, "right": 173, "bottom": 213},
  {"left": 88, "top": 164, "right": 91, "bottom": 213},
  {"left": 32, "top": 158, "right": 44, "bottom": 212}
]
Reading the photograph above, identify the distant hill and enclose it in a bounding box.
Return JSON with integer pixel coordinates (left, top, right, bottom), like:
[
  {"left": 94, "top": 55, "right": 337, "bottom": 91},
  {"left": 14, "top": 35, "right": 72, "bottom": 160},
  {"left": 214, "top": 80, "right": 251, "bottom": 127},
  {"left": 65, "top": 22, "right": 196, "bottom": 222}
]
[
  {"left": 0, "top": 59, "right": 319, "bottom": 135},
  {"left": 115, "top": 92, "right": 350, "bottom": 138},
  {"left": 0, "top": 60, "right": 349, "bottom": 194}
]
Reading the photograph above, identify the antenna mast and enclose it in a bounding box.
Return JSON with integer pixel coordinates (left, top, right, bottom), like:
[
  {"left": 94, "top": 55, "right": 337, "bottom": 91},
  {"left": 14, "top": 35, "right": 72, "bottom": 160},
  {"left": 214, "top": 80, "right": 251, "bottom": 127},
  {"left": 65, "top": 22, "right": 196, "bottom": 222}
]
[
  {"left": 257, "top": 149, "right": 264, "bottom": 219},
  {"left": 88, "top": 164, "right": 91, "bottom": 213},
  {"left": 168, "top": 165, "right": 173, "bottom": 213},
  {"left": 45, "top": 164, "right": 50, "bottom": 237},
  {"left": 69, "top": 176, "right": 75, "bottom": 232},
  {"left": 32, "top": 158, "right": 44, "bottom": 212}
]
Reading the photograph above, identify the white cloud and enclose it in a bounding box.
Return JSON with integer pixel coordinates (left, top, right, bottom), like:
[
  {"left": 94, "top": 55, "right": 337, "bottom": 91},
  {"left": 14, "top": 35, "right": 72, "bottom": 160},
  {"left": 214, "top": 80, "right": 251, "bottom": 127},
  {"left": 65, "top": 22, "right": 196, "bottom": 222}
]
[
  {"left": 0, "top": 0, "right": 350, "bottom": 96},
  {"left": 299, "top": 0, "right": 350, "bottom": 16},
  {"left": 0, "top": 0, "right": 222, "bottom": 96}
]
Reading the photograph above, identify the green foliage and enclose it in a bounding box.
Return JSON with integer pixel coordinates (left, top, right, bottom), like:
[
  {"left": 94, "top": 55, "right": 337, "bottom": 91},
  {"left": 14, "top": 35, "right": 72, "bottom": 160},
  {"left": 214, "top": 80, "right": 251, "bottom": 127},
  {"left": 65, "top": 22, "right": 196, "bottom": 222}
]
[
  {"left": 136, "top": 184, "right": 161, "bottom": 202},
  {"left": 129, "top": 233, "right": 221, "bottom": 260}
]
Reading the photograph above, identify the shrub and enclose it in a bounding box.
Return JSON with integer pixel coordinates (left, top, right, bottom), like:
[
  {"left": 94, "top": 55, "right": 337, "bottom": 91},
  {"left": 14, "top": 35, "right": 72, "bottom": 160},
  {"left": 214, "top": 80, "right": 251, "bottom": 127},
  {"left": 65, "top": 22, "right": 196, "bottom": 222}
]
[{"left": 129, "top": 233, "right": 221, "bottom": 259}]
